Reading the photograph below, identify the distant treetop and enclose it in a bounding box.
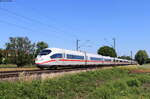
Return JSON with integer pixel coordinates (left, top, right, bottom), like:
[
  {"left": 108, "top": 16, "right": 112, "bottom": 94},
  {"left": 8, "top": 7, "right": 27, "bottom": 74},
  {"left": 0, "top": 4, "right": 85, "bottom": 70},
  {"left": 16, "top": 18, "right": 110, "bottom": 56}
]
[{"left": 97, "top": 46, "right": 117, "bottom": 57}]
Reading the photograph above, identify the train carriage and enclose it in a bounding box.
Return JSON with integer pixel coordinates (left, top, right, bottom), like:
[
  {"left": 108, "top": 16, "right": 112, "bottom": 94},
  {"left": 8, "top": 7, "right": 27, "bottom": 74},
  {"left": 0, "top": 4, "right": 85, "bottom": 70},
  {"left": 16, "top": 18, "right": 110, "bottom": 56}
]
[{"left": 35, "top": 48, "right": 136, "bottom": 69}]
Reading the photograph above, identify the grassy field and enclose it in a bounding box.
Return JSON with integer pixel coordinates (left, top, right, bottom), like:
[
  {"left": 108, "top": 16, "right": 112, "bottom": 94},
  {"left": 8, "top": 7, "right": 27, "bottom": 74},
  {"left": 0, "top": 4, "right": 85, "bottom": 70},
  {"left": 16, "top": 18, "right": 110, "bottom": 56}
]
[
  {"left": 138, "top": 64, "right": 150, "bottom": 69},
  {"left": 0, "top": 64, "right": 38, "bottom": 71},
  {"left": 0, "top": 64, "right": 17, "bottom": 68},
  {"left": 0, "top": 64, "right": 37, "bottom": 68},
  {"left": 0, "top": 67, "right": 150, "bottom": 99}
]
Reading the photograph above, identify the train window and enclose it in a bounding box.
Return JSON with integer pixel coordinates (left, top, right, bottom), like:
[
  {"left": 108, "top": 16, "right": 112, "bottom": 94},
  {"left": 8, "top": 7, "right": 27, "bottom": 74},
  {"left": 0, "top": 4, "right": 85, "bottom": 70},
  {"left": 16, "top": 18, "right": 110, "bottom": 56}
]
[
  {"left": 115, "top": 60, "right": 118, "bottom": 62},
  {"left": 39, "top": 50, "right": 51, "bottom": 55},
  {"left": 90, "top": 57, "right": 103, "bottom": 61},
  {"left": 51, "top": 53, "right": 63, "bottom": 59},
  {"left": 104, "top": 59, "right": 112, "bottom": 61},
  {"left": 67, "top": 54, "right": 84, "bottom": 60}
]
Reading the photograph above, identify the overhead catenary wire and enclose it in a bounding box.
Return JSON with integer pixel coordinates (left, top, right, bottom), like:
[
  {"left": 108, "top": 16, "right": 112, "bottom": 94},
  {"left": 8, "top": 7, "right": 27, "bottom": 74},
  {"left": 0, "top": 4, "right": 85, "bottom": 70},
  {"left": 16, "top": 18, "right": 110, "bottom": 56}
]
[
  {"left": 0, "top": 20, "right": 70, "bottom": 41},
  {"left": 16, "top": 4, "right": 78, "bottom": 38},
  {"left": 0, "top": 13, "right": 71, "bottom": 41},
  {"left": 0, "top": 20, "right": 35, "bottom": 32},
  {"left": 0, "top": 7, "right": 105, "bottom": 52},
  {"left": 0, "top": 7, "right": 78, "bottom": 39}
]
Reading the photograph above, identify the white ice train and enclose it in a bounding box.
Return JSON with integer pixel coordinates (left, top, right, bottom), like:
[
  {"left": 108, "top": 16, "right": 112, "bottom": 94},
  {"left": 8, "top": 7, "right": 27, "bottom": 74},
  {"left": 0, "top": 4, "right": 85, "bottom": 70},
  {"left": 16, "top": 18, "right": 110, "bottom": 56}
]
[{"left": 35, "top": 48, "right": 136, "bottom": 69}]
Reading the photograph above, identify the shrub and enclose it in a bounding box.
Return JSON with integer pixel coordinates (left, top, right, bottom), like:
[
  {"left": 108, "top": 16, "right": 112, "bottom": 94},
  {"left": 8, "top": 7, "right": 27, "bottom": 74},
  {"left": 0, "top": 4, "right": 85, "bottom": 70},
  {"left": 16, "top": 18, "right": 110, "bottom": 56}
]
[{"left": 126, "top": 79, "right": 141, "bottom": 87}]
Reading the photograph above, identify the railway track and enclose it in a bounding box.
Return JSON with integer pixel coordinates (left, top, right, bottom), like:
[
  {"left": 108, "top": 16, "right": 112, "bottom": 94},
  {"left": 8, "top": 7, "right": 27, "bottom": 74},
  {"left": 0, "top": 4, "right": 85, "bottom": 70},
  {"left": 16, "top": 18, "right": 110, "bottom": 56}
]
[
  {"left": 0, "top": 69, "right": 42, "bottom": 79},
  {"left": 0, "top": 65, "right": 134, "bottom": 81},
  {"left": 0, "top": 66, "right": 104, "bottom": 81}
]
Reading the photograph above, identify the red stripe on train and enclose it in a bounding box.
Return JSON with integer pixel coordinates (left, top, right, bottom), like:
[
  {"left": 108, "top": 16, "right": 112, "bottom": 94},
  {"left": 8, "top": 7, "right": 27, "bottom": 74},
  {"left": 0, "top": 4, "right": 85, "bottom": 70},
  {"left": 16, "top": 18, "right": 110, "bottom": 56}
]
[
  {"left": 36, "top": 60, "right": 56, "bottom": 64},
  {"left": 36, "top": 59, "right": 113, "bottom": 64}
]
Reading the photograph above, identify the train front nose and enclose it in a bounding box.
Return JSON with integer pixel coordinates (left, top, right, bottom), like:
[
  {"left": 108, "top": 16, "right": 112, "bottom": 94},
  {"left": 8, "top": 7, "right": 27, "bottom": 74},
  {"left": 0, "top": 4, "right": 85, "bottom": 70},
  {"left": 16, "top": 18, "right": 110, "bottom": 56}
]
[
  {"left": 35, "top": 56, "right": 45, "bottom": 64},
  {"left": 35, "top": 56, "right": 48, "bottom": 68},
  {"left": 35, "top": 49, "right": 52, "bottom": 68}
]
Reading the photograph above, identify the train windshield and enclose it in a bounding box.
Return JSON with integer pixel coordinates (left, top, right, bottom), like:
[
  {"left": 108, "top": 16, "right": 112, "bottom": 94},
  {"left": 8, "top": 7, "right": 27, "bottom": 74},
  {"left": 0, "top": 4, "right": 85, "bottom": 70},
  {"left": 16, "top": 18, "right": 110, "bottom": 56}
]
[{"left": 39, "top": 50, "right": 51, "bottom": 55}]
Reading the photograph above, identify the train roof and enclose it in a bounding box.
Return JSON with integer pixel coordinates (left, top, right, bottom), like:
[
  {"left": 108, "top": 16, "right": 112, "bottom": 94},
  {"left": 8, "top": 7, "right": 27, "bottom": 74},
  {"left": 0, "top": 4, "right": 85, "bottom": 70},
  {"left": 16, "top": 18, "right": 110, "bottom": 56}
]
[
  {"left": 45, "top": 48, "right": 114, "bottom": 58},
  {"left": 46, "top": 48, "right": 102, "bottom": 56},
  {"left": 44, "top": 48, "right": 133, "bottom": 62}
]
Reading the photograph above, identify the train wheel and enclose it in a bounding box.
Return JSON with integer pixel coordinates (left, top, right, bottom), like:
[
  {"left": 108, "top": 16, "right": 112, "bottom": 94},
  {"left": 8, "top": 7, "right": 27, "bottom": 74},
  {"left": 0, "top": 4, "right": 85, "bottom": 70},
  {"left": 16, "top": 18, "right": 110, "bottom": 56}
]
[
  {"left": 54, "top": 66, "right": 58, "bottom": 69},
  {"left": 37, "top": 65, "right": 45, "bottom": 70}
]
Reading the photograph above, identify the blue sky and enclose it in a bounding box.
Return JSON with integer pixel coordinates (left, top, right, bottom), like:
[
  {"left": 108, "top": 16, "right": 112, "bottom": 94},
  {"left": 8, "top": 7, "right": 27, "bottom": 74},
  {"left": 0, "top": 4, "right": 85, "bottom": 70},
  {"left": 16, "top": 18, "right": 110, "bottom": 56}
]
[{"left": 0, "top": 0, "right": 149, "bottom": 57}]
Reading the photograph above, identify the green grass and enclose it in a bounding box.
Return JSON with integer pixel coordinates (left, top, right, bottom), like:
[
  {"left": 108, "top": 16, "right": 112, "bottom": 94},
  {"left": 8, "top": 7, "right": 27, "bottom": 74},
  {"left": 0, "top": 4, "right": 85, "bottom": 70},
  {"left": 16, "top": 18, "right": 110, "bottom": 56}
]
[
  {"left": 0, "top": 64, "right": 36, "bottom": 68},
  {"left": 0, "top": 64, "right": 17, "bottom": 68},
  {"left": 1, "top": 68, "right": 150, "bottom": 99},
  {"left": 138, "top": 64, "right": 150, "bottom": 69}
]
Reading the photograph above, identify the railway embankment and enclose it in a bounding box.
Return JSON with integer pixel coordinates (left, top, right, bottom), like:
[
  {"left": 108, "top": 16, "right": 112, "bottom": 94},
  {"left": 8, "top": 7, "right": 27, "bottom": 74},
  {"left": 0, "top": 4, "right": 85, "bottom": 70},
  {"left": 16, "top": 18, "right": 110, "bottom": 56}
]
[
  {"left": 0, "top": 66, "right": 113, "bottom": 81},
  {"left": 0, "top": 65, "right": 150, "bottom": 98},
  {"left": 0, "top": 65, "right": 137, "bottom": 81}
]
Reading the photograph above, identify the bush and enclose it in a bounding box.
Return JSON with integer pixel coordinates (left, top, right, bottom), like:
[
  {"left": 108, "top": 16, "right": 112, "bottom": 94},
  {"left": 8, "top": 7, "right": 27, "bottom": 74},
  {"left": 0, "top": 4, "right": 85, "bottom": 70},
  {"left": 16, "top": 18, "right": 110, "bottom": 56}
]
[
  {"left": 0, "top": 53, "right": 2, "bottom": 64},
  {"left": 0, "top": 58, "right": 2, "bottom": 64},
  {"left": 126, "top": 79, "right": 141, "bottom": 87},
  {"left": 146, "top": 58, "right": 150, "bottom": 64}
]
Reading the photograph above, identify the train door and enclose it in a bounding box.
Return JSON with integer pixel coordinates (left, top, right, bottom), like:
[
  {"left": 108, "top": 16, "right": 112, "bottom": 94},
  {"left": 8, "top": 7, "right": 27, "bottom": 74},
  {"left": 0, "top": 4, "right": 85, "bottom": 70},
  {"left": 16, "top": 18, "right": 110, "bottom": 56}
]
[
  {"left": 62, "top": 52, "right": 66, "bottom": 65},
  {"left": 84, "top": 52, "right": 87, "bottom": 65}
]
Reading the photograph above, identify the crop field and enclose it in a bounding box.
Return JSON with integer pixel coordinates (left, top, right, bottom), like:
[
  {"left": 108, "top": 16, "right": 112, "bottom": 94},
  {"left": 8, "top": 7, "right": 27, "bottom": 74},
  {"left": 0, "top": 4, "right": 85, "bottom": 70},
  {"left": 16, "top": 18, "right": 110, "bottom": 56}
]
[{"left": 0, "top": 65, "right": 150, "bottom": 99}]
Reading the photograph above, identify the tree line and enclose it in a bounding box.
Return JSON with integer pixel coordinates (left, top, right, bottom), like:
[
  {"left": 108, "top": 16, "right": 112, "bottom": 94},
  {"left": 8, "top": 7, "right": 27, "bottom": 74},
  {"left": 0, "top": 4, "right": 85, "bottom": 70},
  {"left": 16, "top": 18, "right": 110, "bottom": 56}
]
[
  {"left": 0, "top": 37, "right": 149, "bottom": 67},
  {"left": 98, "top": 46, "right": 149, "bottom": 65},
  {"left": 0, "top": 37, "right": 48, "bottom": 67}
]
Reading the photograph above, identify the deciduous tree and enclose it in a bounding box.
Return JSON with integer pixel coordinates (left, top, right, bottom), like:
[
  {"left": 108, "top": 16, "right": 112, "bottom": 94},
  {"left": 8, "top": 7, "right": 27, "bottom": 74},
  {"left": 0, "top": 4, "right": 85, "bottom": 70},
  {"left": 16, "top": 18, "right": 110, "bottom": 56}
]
[
  {"left": 118, "top": 56, "right": 131, "bottom": 60},
  {"left": 5, "top": 37, "right": 35, "bottom": 67},
  {"left": 36, "top": 41, "right": 48, "bottom": 56},
  {"left": 97, "top": 46, "right": 117, "bottom": 57},
  {"left": 0, "top": 49, "right": 3, "bottom": 64},
  {"left": 135, "top": 50, "right": 148, "bottom": 65}
]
